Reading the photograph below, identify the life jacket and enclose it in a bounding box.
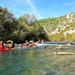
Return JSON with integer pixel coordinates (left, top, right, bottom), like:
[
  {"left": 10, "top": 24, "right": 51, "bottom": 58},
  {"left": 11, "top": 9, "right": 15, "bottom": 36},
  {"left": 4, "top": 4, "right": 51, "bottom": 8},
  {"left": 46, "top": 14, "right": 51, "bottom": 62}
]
[{"left": 0, "top": 43, "right": 4, "bottom": 49}]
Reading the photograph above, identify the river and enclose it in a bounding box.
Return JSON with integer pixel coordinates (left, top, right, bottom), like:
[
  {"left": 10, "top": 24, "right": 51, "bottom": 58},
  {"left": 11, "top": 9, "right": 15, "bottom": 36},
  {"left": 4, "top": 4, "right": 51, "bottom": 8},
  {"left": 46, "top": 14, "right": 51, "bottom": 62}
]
[{"left": 0, "top": 48, "right": 75, "bottom": 75}]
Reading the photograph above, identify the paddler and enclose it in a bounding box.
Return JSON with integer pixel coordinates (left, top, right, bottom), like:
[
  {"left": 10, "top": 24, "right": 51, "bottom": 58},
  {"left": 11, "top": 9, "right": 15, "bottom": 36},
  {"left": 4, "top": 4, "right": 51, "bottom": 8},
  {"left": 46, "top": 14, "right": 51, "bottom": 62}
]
[{"left": 6, "top": 40, "right": 15, "bottom": 50}]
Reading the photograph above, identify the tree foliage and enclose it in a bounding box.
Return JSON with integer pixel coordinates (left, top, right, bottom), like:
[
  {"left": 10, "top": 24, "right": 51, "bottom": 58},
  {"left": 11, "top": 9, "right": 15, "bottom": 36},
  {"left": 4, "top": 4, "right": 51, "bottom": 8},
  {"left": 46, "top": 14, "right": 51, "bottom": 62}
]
[
  {"left": 0, "top": 7, "right": 48, "bottom": 43},
  {"left": 0, "top": 7, "right": 18, "bottom": 41}
]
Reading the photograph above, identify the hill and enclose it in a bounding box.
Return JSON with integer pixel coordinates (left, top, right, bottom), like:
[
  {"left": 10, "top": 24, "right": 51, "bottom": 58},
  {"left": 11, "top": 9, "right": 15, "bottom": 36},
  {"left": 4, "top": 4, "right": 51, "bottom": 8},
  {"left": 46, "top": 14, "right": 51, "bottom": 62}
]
[{"left": 38, "top": 12, "right": 75, "bottom": 41}]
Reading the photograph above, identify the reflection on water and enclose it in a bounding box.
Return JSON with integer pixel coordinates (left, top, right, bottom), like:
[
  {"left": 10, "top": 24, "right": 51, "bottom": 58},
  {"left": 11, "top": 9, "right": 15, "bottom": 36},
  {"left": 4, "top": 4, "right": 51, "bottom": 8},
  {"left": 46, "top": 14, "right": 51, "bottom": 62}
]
[{"left": 0, "top": 48, "right": 75, "bottom": 75}]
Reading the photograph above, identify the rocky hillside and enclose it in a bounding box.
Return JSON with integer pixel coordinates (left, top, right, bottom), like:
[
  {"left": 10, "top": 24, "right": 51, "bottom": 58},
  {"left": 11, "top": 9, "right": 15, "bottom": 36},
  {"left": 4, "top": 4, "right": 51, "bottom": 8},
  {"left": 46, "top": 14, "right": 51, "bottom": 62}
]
[{"left": 39, "top": 12, "right": 75, "bottom": 41}]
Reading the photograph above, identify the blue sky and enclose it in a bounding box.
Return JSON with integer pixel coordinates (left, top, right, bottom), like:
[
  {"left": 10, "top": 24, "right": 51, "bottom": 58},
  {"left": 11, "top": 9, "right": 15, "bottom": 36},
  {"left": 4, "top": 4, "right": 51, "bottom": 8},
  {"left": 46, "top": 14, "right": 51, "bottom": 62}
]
[{"left": 0, "top": 0, "right": 75, "bottom": 19}]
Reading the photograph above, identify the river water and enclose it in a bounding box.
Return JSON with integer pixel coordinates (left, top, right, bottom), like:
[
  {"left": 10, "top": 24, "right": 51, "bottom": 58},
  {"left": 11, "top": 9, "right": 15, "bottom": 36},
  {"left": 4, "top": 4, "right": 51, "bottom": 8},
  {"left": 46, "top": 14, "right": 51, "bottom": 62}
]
[{"left": 0, "top": 48, "right": 75, "bottom": 75}]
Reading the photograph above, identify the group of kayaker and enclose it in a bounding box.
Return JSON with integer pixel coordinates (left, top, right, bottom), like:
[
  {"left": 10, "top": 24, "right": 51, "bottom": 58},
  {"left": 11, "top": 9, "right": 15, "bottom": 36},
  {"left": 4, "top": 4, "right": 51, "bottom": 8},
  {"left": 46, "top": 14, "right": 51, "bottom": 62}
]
[
  {"left": 0, "top": 40, "right": 15, "bottom": 50},
  {"left": 21, "top": 40, "right": 40, "bottom": 48},
  {"left": 21, "top": 40, "right": 45, "bottom": 48},
  {"left": 0, "top": 39, "right": 46, "bottom": 50}
]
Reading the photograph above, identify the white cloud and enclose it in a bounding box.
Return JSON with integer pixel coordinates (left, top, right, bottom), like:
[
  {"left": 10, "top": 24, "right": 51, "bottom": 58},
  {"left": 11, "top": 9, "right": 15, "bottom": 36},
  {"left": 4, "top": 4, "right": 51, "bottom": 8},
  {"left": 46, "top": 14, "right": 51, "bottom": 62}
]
[
  {"left": 26, "top": 0, "right": 43, "bottom": 19},
  {"left": 63, "top": 1, "right": 75, "bottom": 6}
]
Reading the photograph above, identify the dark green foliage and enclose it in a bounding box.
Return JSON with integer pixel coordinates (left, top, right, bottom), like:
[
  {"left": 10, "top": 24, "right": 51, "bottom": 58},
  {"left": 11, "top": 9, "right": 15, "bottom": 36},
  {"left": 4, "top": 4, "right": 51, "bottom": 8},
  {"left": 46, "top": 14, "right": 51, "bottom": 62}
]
[
  {"left": 0, "top": 7, "right": 18, "bottom": 41},
  {"left": 0, "top": 7, "right": 48, "bottom": 43}
]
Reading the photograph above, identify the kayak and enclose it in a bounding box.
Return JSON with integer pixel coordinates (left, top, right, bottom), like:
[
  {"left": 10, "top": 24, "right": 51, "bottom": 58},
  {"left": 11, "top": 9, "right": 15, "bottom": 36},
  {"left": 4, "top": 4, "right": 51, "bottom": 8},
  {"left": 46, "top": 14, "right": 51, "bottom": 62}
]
[
  {"left": 0, "top": 48, "right": 10, "bottom": 53},
  {"left": 0, "top": 48, "right": 9, "bottom": 51}
]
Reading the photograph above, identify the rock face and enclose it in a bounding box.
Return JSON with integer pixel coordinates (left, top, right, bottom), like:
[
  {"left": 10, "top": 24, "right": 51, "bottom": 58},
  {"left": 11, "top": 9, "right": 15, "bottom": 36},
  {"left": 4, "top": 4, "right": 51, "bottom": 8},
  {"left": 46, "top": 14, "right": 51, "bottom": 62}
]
[{"left": 40, "top": 12, "right": 75, "bottom": 41}]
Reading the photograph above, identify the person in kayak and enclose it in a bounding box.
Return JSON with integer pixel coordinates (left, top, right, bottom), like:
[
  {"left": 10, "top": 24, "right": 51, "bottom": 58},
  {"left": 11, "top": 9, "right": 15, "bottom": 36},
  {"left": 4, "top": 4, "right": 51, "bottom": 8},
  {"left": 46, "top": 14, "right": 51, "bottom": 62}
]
[
  {"left": 0, "top": 41, "right": 10, "bottom": 52},
  {"left": 6, "top": 40, "right": 15, "bottom": 50}
]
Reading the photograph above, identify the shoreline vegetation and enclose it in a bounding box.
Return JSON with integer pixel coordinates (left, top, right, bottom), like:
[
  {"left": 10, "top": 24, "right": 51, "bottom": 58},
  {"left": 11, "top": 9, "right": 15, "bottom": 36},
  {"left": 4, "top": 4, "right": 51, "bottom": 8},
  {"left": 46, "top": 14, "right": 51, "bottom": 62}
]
[{"left": 1, "top": 7, "right": 75, "bottom": 44}]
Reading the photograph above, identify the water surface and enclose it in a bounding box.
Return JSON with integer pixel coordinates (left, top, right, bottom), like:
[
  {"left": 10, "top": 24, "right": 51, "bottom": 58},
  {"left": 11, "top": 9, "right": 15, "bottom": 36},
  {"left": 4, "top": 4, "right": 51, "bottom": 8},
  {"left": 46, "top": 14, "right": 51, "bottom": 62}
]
[{"left": 0, "top": 48, "right": 75, "bottom": 75}]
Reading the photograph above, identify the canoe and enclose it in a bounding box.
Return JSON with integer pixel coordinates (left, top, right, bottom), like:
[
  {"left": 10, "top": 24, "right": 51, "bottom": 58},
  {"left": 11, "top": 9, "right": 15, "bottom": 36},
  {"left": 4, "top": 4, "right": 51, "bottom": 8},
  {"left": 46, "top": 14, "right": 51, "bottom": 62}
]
[
  {"left": 0, "top": 48, "right": 15, "bottom": 53},
  {"left": 0, "top": 48, "right": 10, "bottom": 53},
  {"left": 0, "top": 48, "right": 9, "bottom": 51}
]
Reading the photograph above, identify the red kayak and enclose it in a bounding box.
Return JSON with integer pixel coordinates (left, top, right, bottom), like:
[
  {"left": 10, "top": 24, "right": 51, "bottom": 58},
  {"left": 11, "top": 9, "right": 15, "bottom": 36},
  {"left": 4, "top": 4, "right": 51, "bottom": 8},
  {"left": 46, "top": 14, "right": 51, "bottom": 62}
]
[{"left": 0, "top": 48, "right": 10, "bottom": 53}]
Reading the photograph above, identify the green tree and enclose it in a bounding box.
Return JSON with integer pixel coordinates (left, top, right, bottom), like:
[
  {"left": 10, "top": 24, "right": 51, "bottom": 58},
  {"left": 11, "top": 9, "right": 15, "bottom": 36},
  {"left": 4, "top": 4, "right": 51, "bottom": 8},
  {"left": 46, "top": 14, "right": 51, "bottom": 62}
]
[{"left": 0, "top": 7, "right": 18, "bottom": 41}]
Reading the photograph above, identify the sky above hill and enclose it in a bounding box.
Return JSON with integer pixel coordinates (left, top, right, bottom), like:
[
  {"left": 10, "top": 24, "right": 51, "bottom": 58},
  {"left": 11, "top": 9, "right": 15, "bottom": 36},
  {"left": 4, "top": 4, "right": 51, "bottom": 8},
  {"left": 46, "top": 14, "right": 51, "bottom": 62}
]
[{"left": 0, "top": 0, "right": 75, "bottom": 19}]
